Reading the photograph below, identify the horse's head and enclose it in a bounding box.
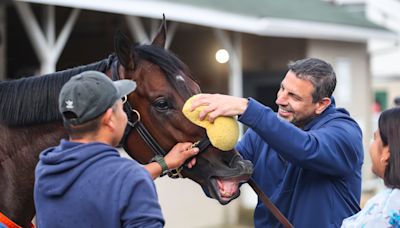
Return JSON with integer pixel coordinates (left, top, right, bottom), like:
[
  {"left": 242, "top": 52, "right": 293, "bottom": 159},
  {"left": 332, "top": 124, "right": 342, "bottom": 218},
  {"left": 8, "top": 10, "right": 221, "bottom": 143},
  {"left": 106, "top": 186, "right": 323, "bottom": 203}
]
[{"left": 112, "top": 18, "right": 253, "bottom": 205}]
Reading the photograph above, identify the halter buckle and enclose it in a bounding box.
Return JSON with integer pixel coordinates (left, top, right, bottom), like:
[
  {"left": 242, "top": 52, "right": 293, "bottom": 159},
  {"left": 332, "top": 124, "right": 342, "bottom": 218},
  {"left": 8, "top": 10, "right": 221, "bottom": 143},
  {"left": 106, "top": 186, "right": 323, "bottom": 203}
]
[{"left": 168, "top": 166, "right": 184, "bottom": 178}]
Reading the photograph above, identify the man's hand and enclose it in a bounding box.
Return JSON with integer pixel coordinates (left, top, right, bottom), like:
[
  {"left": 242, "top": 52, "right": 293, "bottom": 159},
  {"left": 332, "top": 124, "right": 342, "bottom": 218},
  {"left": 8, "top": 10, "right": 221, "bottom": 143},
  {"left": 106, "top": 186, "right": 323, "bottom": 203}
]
[
  {"left": 145, "top": 142, "right": 199, "bottom": 179},
  {"left": 189, "top": 93, "right": 248, "bottom": 122},
  {"left": 164, "top": 142, "right": 199, "bottom": 170}
]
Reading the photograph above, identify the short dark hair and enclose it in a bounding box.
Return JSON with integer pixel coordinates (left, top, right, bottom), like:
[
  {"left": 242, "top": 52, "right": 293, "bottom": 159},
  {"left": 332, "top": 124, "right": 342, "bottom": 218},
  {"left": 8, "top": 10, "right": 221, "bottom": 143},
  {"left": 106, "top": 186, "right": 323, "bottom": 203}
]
[
  {"left": 379, "top": 107, "right": 400, "bottom": 188},
  {"left": 64, "top": 103, "right": 118, "bottom": 139},
  {"left": 288, "top": 58, "right": 336, "bottom": 103}
]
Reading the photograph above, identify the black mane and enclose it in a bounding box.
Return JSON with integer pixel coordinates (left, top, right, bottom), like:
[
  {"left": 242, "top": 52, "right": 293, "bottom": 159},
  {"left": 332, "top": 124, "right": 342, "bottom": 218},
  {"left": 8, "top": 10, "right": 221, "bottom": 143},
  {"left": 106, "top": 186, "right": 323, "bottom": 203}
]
[{"left": 0, "top": 55, "right": 115, "bottom": 126}]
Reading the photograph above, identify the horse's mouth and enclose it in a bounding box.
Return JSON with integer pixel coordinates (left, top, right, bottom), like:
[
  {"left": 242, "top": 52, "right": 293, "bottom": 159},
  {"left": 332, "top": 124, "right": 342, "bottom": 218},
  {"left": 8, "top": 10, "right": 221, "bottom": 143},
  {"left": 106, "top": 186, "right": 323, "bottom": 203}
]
[{"left": 209, "top": 174, "right": 251, "bottom": 205}]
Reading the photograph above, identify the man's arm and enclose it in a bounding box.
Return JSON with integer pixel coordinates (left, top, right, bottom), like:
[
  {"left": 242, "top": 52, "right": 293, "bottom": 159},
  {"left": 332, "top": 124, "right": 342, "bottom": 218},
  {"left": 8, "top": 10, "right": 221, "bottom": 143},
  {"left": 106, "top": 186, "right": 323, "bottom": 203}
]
[
  {"left": 190, "top": 94, "right": 363, "bottom": 176},
  {"left": 239, "top": 98, "right": 363, "bottom": 176},
  {"left": 190, "top": 93, "right": 248, "bottom": 122}
]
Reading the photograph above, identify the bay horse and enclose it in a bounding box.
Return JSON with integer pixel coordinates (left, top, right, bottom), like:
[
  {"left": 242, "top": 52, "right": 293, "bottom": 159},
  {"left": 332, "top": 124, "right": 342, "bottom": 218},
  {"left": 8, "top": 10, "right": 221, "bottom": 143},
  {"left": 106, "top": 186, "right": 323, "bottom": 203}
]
[{"left": 0, "top": 18, "right": 253, "bottom": 227}]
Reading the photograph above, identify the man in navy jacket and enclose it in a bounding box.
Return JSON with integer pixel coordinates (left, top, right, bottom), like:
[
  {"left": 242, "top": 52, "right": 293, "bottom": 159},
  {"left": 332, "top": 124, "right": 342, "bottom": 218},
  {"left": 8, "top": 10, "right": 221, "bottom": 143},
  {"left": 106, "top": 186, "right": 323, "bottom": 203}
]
[{"left": 190, "top": 58, "right": 364, "bottom": 227}]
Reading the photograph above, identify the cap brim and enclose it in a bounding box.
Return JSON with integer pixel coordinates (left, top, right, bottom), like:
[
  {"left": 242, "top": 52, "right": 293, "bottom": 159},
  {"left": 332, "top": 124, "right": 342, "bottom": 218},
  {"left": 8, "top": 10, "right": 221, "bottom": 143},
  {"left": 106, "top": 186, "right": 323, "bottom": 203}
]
[{"left": 114, "top": 80, "right": 136, "bottom": 97}]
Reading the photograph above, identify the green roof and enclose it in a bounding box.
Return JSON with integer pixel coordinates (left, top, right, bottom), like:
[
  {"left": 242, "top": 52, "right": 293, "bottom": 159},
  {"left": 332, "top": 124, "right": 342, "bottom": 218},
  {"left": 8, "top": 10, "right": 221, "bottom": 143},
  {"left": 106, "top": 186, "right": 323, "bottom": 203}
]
[{"left": 165, "top": 0, "right": 386, "bottom": 30}]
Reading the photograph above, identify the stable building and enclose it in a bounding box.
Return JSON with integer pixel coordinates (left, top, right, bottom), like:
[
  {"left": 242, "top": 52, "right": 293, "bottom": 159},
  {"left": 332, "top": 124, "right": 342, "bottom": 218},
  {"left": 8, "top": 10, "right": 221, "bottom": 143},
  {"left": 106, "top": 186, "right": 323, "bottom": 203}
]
[{"left": 0, "top": 0, "right": 396, "bottom": 227}]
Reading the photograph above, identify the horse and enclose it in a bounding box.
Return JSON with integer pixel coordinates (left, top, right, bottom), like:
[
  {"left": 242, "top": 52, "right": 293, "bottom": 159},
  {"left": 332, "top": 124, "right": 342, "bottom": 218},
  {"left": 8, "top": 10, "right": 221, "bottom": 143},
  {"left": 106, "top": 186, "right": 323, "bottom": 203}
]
[{"left": 0, "top": 18, "right": 253, "bottom": 227}]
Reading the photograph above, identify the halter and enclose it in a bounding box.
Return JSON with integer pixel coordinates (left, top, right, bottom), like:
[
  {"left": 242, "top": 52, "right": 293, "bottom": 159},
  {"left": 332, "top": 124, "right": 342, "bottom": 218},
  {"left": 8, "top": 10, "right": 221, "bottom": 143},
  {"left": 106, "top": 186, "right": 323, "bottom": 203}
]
[{"left": 111, "top": 60, "right": 211, "bottom": 178}]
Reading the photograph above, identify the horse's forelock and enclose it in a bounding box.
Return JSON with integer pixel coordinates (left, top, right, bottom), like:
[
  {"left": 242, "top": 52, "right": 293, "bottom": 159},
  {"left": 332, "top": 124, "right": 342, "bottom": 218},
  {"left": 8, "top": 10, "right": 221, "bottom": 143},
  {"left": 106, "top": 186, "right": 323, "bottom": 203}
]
[{"left": 134, "top": 45, "right": 197, "bottom": 98}]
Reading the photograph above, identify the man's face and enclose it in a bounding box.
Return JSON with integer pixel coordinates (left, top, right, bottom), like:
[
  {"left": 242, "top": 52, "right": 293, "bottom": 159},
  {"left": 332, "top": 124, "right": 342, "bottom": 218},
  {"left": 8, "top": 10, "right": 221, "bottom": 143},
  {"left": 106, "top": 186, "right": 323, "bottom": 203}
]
[{"left": 275, "top": 70, "right": 320, "bottom": 128}]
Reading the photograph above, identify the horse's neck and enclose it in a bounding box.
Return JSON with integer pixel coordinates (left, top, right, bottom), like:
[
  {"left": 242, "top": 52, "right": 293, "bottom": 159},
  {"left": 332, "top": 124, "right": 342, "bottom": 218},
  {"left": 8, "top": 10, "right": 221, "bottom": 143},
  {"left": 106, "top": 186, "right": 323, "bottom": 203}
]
[{"left": 0, "top": 122, "right": 66, "bottom": 226}]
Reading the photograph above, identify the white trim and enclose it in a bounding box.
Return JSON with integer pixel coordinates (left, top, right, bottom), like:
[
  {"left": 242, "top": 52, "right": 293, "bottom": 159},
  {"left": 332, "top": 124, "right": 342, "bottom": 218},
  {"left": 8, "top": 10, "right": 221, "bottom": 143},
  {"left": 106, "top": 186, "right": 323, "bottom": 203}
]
[
  {"left": 124, "top": 16, "right": 150, "bottom": 44},
  {"left": 16, "top": 0, "right": 397, "bottom": 42},
  {"left": 44, "top": 5, "right": 55, "bottom": 46},
  {"left": 14, "top": 1, "right": 48, "bottom": 61},
  {"left": 53, "top": 8, "right": 80, "bottom": 60},
  {"left": 14, "top": 1, "right": 80, "bottom": 74}
]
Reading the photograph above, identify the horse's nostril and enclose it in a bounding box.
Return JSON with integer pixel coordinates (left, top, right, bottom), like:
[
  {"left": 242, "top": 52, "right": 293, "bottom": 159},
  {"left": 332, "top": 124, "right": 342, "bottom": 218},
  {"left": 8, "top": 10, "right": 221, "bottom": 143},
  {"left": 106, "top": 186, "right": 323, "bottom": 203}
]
[
  {"left": 226, "top": 156, "right": 253, "bottom": 174},
  {"left": 236, "top": 161, "right": 247, "bottom": 170},
  {"left": 228, "top": 154, "right": 241, "bottom": 167}
]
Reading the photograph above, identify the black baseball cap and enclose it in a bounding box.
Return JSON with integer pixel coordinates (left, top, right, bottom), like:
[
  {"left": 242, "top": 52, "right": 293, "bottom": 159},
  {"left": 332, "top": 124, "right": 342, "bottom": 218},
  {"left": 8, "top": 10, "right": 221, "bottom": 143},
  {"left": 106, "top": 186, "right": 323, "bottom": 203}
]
[{"left": 59, "top": 71, "right": 136, "bottom": 125}]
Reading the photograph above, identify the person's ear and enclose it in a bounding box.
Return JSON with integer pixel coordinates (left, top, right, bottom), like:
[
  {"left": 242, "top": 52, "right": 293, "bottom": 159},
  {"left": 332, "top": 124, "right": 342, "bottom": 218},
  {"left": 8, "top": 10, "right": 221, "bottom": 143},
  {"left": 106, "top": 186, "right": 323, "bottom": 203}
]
[
  {"left": 381, "top": 145, "right": 391, "bottom": 164},
  {"left": 315, "top": 97, "right": 331, "bottom": 115},
  {"left": 102, "top": 108, "right": 115, "bottom": 130}
]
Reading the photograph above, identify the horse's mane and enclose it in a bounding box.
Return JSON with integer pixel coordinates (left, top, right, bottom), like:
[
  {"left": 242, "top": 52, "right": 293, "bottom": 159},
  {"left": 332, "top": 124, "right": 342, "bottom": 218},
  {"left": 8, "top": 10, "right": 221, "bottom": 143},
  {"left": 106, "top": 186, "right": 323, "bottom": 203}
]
[
  {"left": 135, "top": 45, "right": 196, "bottom": 96},
  {"left": 0, "top": 55, "right": 115, "bottom": 126}
]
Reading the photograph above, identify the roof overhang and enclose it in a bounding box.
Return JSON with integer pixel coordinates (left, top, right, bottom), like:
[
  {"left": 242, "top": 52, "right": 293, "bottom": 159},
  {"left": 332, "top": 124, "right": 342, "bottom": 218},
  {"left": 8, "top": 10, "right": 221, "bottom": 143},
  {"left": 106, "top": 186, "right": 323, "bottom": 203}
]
[{"left": 16, "top": 0, "right": 398, "bottom": 42}]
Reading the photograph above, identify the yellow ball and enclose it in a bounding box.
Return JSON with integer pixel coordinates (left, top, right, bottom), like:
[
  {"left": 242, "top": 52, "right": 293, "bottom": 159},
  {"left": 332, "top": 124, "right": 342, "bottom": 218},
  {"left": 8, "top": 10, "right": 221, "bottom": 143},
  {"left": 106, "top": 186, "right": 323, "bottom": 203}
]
[{"left": 182, "top": 95, "right": 239, "bottom": 151}]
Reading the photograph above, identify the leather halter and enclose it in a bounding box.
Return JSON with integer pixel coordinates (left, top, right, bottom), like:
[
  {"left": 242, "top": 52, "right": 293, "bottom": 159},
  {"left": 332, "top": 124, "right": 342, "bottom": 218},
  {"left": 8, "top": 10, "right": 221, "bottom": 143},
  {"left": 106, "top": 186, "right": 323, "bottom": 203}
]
[{"left": 110, "top": 60, "right": 211, "bottom": 178}]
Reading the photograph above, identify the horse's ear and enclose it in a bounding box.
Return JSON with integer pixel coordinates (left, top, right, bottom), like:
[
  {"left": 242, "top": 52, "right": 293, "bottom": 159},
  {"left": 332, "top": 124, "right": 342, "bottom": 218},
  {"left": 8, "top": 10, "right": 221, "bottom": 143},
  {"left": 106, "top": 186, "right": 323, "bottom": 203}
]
[
  {"left": 151, "top": 14, "right": 167, "bottom": 49},
  {"left": 114, "top": 30, "right": 134, "bottom": 70}
]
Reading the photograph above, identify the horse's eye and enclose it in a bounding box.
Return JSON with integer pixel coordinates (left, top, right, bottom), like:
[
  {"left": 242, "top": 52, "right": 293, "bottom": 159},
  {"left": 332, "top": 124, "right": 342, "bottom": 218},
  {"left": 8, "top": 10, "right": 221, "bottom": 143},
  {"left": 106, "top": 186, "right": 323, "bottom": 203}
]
[{"left": 154, "top": 98, "right": 170, "bottom": 111}]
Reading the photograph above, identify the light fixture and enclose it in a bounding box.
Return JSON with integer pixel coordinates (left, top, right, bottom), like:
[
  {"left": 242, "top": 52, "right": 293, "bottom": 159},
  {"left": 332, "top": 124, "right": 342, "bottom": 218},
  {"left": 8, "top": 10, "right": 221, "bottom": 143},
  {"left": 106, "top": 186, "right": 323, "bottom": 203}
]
[{"left": 215, "top": 49, "right": 230, "bottom": 64}]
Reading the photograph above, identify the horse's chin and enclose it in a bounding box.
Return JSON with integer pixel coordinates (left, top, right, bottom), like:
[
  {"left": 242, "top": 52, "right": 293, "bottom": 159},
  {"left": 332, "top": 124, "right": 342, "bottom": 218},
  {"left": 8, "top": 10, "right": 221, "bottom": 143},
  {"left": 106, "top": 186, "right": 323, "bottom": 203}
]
[{"left": 208, "top": 174, "right": 251, "bottom": 205}]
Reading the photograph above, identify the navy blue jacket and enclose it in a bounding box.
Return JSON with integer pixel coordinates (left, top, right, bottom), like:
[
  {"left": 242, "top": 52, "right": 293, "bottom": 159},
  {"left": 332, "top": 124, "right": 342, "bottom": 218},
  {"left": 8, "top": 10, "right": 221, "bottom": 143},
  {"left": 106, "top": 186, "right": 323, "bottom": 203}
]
[
  {"left": 34, "top": 140, "right": 164, "bottom": 228},
  {"left": 237, "top": 98, "right": 363, "bottom": 227}
]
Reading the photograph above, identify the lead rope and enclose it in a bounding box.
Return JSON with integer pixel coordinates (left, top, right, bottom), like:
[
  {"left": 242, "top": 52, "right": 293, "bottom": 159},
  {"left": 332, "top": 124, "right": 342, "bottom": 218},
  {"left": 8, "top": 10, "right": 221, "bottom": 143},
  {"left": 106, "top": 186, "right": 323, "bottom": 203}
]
[{"left": 248, "top": 178, "right": 294, "bottom": 228}]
